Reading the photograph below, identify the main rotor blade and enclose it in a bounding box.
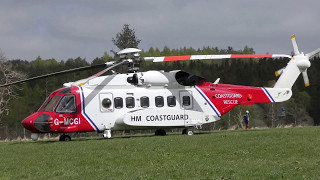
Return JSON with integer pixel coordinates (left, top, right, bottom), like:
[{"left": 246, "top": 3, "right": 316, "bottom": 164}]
[
  {"left": 291, "top": 34, "right": 300, "bottom": 55},
  {"left": 144, "top": 54, "right": 291, "bottom": 62},
  {"left": 302, "top": 70, "right": 310, "bottom": 87},
  {"left": 77, "top": 60, "right": 128, "bottom": 86},
  {"left": 0, "top": 63, "right": 107, "bottom": 87}
]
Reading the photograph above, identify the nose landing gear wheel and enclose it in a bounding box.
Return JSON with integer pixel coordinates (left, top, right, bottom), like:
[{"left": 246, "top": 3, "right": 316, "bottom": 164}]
[{"left": 59, "top": 135, "right": 71, "bottom": 141}]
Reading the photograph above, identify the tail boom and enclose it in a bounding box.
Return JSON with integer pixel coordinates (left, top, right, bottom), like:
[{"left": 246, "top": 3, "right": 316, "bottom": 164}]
[{"left": 196, "top": 84, "right": 292, "bottom": 117}]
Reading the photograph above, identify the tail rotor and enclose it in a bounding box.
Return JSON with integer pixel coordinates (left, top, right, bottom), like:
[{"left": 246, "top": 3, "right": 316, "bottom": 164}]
[{"left": 274, "top": 34, "right": 319, "bottom": 88}]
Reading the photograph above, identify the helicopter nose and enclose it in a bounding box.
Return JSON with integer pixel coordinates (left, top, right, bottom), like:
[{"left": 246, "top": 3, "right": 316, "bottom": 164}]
[
  {"left": 22, "top": 113, "right": 52, "bottom": 132},
  {"left": 21, "top": 116, "right": 36, "bottom": 131}
]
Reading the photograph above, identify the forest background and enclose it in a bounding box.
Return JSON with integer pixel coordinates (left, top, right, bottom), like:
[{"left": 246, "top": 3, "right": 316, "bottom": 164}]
[{"left": 0, "top": 25, "right": 319, "bottom": 140}]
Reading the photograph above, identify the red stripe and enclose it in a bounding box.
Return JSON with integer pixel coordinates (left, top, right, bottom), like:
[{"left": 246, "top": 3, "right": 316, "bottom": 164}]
[
  {"left": 163, "top": 55, "right": 192, "bottom": 61},
  {"left": 230, "top": 54, "right": 273, "bottom": 58}
]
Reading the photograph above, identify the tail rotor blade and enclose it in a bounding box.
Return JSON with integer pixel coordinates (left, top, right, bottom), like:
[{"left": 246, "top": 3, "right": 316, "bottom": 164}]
[
  {"left": 291, "top": 34, "right": 300, "bottom": 55},
  {"left": 302, "top": 70, "right": 310, "bottom": 87},
  {"left": 306, "top": 48, "right": 320, "bottom": 58}
]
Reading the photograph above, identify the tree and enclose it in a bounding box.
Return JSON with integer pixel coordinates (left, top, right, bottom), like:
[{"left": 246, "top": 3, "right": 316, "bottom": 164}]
[
  {"left": 0, "top": 50, "right": 25, "bottom": 126},
  {"left": 112, "top": 24, "right": 141, "bottom": 51}
]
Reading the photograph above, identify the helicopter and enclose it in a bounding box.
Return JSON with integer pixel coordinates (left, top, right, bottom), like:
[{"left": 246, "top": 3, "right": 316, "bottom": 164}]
[{"left": 2, "top": 35, "right": 319, "bottom": 141}]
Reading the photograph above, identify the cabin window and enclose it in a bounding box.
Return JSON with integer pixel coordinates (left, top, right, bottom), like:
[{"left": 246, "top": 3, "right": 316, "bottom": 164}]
[
  {"left": 140, "top": 96, "right": 149, "bottom": 108},
  {"left": 126, "top": 97, "right": 135, "bottom": 108},
  {"left": 56, "top": 95, "right": 76, "bottom": 113},
  {"left": 101, "top": 98, "right": 112, "bottom": 109},
  {"left": 155, "top": 96, "right": 164, "bottom": 107},
  {"left": 114, "top": 97, "right": 123, "bottom": 109},
  {"left": 42, "top": 96, "right": 61, "bottom": 112},
  {"left": 182, "top": 96, "right": 191, "bottom": 106},
  {"left": 167, "top": 96, "right": 176, "bottom": 107}
]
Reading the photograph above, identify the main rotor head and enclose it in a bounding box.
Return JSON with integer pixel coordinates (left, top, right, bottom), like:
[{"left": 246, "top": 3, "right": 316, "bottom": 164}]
[
  {"left": 117, "top": 48, "right": 142, "bottom": 72},
  {"left": 117, "top": 48, "right": 141, "bottom": 60}
]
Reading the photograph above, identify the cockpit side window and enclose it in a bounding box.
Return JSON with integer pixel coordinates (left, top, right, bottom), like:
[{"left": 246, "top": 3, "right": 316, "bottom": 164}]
[
  {"left": 56, "top": 95, "right": 77, "bottom": 113},
  {"left": 38, "top": 96, "right": 50, "bottom": 111},
  {"left": 42, "top": 96, "right": 61, "bottom": 112}
]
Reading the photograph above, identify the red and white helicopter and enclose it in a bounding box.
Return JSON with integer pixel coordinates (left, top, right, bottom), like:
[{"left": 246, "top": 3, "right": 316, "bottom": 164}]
[{"left": 4, "top": 35, "right": 319, "bottom": 141}]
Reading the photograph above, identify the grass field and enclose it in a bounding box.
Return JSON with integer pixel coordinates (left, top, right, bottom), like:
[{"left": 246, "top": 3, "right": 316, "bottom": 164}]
[{"left": 1, "top": 127, "right": 320, "bottom": 179}]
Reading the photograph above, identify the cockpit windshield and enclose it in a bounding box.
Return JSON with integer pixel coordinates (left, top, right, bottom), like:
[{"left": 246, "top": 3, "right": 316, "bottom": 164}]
[
  {"left": 56, "top": 95, "right": 76, "bottom": 113},
  {"left": 41, "top": 95, "right": 77, "bottom": 113},
  {"left": 42, "top": 96, "right": 61, "bottom": 112}
]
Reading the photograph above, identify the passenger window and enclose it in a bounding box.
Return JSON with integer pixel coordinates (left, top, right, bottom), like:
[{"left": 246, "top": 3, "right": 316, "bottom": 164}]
[
  {"left": 126, "top": 97, "right": 135, "bottom": 108},
  {"left": 114, "top": 97, "right": 123, "bottom": 109},
  {"left": 140, "top": 96, "right": 149, "bottom": 108},
  {"left": 101, "top": 98, "right": 112, "bottom": 109},
  {"left": 167, "top": 96, "right": 176, "bottom": 107},
  {"left": 182, "top": 96, "right": 191, "bottom": 106},
  {"left": 155, "top": 96, "right": 164, "bottom": 107},
  {"left": 56, "top": 95, "right": 76, "bottom": 113}
]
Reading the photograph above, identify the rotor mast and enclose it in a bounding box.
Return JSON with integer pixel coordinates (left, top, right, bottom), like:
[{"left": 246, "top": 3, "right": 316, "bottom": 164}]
[{"left": 117, "top": 48, "right": 142, "bottom": 72}]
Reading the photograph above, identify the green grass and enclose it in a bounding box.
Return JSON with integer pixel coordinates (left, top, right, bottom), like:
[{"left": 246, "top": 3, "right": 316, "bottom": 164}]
[{"left": 1, "top": 127, "right": 320, "bottom": 179}]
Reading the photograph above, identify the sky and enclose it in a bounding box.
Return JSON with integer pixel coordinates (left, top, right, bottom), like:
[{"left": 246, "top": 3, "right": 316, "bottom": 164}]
[{"left": 0, "top": 0, "right": 319, "bottom": 62}]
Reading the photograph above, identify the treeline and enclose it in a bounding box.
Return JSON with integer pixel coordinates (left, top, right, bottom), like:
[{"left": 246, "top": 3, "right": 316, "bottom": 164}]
[{"left": 0, "top": 46, "right": 319, "bottom": 139}]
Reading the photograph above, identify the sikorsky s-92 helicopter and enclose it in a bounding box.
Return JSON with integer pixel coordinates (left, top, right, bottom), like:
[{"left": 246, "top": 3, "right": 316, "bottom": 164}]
[{"left": 3, "top": 35, "right": 319, "bottom": 141}]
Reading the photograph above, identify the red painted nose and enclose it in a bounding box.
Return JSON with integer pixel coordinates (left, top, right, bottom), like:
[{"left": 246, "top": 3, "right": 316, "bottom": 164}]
[
  {"left": 21, "top": 117, "right": 35, "bottom": 131},
  {"left": 22, "top": 113, "right": 52, "bottom": 132}
]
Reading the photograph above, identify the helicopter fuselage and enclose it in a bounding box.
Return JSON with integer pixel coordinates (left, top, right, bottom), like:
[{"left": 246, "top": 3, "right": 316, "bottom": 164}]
[{"left": 21, "top": 70, "right": 292, "bottom": 135}]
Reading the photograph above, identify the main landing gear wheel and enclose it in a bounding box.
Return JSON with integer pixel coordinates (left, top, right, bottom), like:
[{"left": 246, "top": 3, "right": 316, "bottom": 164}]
[
  {"left": 59, "top": 135, "right": 71, "bottom": 141},
  {"left": 187, "top": 129, "right": 194, "bottom": 135},
  {"left": 103, "top": 129, "right": 112, "bottom": 139},
  {"left": 182, "top": 128, "right": 194, "bottom": 135},
  {"left": 155, "top": 129, "right": 166, "bottom": 136}
]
